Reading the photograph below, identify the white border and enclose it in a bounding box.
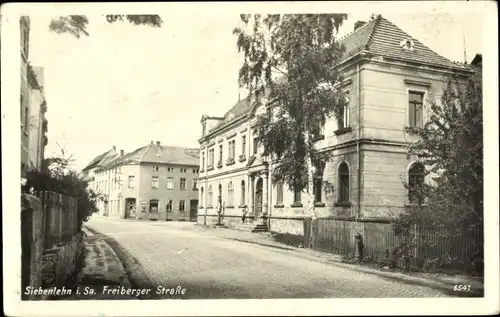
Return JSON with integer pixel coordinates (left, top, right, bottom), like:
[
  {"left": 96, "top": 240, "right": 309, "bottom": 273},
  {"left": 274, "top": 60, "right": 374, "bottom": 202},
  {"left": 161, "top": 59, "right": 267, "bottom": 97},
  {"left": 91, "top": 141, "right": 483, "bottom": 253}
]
[{"left": 2, "top": 2, "right": 498, "bottom": 316}]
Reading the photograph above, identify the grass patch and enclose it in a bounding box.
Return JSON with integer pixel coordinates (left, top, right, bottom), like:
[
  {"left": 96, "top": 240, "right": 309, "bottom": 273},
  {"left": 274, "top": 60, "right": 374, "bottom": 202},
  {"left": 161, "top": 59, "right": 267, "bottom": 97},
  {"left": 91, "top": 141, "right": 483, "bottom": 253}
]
[{"left": 269, "top": 231, "right": 305, "bottom": 248}]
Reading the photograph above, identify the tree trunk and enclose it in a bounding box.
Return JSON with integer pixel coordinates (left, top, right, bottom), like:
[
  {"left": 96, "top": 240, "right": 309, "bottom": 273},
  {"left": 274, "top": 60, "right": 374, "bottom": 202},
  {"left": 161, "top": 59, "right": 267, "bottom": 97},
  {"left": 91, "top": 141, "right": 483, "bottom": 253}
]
[{"left": 304, "top": 131, "right": 316, "bottom": 219}]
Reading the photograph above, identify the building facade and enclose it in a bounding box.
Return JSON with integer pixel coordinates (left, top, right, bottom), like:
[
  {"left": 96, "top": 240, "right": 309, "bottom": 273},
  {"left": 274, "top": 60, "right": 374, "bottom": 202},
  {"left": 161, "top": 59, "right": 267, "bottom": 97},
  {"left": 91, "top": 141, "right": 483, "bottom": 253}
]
[
  {"left": 28, "top": 67, "right": 48, "bottom": 170},
  {"left": 88, "top": 141, "right": 200, "bottom": 221},
  {"left": 20, "top": 16, "right": 31, "bottom": 177},
  {"left": 197, "top": 16, "right": 473, "bottom": 234}
]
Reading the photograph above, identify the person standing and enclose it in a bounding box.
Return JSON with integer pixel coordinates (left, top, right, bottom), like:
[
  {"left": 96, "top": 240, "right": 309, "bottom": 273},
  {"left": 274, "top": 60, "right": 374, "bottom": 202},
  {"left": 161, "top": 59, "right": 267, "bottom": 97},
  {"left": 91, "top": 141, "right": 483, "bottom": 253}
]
[{"left": 241, "top": 206, "right": 248, "bottom": 223}]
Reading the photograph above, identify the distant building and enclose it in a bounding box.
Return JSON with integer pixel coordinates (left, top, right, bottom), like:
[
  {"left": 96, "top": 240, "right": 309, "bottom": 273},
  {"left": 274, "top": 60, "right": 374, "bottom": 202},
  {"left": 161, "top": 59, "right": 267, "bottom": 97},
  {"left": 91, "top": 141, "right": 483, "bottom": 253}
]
[
  {"left": 197, "top": 16, "right": 473, "bottom": 234},
  {"left": 28, "top": 66, "right": 48, "bottom": 170},
  {"left": 81, "top": 146, "right": 120, "bottom": 193},
  {"left": 88, "top": 141, "right": 200, "bottom": 221}
]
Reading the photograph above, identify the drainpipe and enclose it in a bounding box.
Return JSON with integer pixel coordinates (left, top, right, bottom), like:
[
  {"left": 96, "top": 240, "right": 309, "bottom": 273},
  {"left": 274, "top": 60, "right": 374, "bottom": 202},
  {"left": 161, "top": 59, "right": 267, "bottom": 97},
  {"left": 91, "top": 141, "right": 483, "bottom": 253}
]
[{"left": 356, "top": 62, "right": 361, "bottom": 220}]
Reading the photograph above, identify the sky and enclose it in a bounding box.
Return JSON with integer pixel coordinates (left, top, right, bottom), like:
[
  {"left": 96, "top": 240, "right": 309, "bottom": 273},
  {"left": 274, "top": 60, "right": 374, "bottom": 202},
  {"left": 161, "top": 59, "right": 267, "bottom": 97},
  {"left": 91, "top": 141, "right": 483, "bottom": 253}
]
[{"left": 27, "top": 8, "right": 483, "bottom": 171}]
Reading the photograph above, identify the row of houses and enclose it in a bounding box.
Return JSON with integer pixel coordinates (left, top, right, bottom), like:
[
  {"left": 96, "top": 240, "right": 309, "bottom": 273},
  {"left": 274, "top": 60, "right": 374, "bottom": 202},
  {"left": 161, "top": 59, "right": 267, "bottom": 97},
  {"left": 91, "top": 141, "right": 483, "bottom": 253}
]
[
  {"left": 20, "top": 17, "right": 48, "bottom": 178},
  {"left": 80, "top": 141, "right": 200, "bottom": 221},
  {"left": 82, "top": 16, "right": 479, "bottom": 235}
]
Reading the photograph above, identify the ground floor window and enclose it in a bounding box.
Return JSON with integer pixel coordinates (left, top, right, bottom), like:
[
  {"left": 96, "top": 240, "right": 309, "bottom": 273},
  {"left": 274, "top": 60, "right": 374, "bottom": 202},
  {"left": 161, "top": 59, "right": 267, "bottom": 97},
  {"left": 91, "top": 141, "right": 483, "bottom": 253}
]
[
  {"left": 179, "top": 200, "right": 185, "bottom": 211},
  {"left": 166, "top": 200, "right": 173, "bottom": 211}
]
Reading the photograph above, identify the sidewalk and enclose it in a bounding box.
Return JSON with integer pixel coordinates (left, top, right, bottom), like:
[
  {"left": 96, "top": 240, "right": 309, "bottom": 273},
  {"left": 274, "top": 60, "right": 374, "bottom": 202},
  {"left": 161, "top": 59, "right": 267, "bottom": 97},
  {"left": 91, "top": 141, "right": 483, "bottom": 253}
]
[
  {"left": 54, "top": 228, "right": 138, "bottom": 300},
  {"left": 192, "top": 224, "right": 484, "bottom": 297}
]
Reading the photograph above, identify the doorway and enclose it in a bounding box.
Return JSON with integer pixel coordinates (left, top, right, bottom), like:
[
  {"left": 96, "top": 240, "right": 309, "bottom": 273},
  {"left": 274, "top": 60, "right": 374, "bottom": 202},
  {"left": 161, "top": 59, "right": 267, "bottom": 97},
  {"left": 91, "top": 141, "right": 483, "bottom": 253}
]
[
  {"left": 189, "top": 200, "right": 198, "bottom": 221},
  {"left": 124, "top": 198, "right": 136, "bottom": 219},
  {"left": 255, "top": 177, "right": 263, "bottom": 220}
]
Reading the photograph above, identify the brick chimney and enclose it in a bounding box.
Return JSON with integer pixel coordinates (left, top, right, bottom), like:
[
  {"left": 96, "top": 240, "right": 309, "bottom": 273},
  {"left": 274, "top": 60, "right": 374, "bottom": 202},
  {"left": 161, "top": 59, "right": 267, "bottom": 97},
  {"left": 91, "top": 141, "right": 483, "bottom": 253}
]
[
  {"left": 156, "top": 141, "right": 160, "bottom": 147},
  {"left": 113, "top": 145, "right": 116, "bottom": 151},
  {"left": 120, "top": 149, "right": 124, "bottom": 156},
  {"left": 150, "top": 141, "right": 153, "bottom": 145}
]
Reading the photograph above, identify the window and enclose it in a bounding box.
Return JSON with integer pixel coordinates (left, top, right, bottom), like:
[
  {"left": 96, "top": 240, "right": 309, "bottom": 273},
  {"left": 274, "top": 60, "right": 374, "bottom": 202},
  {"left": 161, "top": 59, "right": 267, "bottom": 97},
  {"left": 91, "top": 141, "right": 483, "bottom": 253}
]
[
  {"left": 152, "top": 166, "right": 159, "bottom": 172},
  {"left": 313, "top": 178, "right": 323, "bottom": 203},
  {"left": 192, "top": 179, "right": 198, "bottom": 190},
  {"left": 208, "top": 148, "right": 215, "bottom": 166},
  {"left": 202, "top": 154, "right": 205, "bottom": 169},
  {"left": 408, "top": 163, "right": 425, "bottom": 204},
  {"left": 338, "top": 162, "right": 350, "bottom": 202},
  {"left": 253, "top": 137, "right": 258, "bottom": 155},
  {"left": 200, "top": 187, "right": 204, "bottom": 207},
  {"left": 409, "top": 91, "right": 424, "bottom": 128},
  {"left": 180, "top": 168, "right": 187, "bottom": 173},
  {"left": 241, "top": 136, "right": 246, "bottom": 155},
  {"left": 208, "top": 185, "right": 213, "bottom": 207},
  {"left": 149, "top": 200, "right": 159, "bottom": 213},
  {"left": 179, "top": 200, "right": 185, "bottom": 211},
  {"left": 338, "top": 91, "right": 350, "bottom": 129},
  {"left": 228, "top": 140, "right": 236, "bottom": 159},
  {"left": 311, "top": 122, "right": 324, "bottom": 140},
  {"left": 166, "top": 177, "right": 174, "bottom": 189},
  {"left": 219, "top": 144, "right": 223, "bottom": 162},
  {"left": 166, "top": 200, "right": 173, "bottom": 212},
  {"left": 24, "top": 105, "right": 29, "bottom": 128},
  {"left": 180, "top": 178, "right": 186, "bottom": 191},
  {"left": 151, "top": 176, "right": 159, "bottom": 189},
  {"left": 293, "top": 185, "right": 302, "bottom": 204},
  {"left": 276, "top": 181, "right": 284, "bottom": 205},
  {"left": 167, "top": 167, "right": 174, "bottom": 172},
  {"left": 240, "top": 180, "right": 246, "bottom": 205},
  {"left": 228, "top": 182, "right": 234, "bottom": 206}
]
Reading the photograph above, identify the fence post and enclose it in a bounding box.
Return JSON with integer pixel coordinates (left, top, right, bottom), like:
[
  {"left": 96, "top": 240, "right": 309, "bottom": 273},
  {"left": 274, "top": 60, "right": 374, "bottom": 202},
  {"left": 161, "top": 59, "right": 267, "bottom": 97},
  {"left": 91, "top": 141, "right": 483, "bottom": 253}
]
[{"left": 414, "top": 223, "right": 419, "bottom": 267}]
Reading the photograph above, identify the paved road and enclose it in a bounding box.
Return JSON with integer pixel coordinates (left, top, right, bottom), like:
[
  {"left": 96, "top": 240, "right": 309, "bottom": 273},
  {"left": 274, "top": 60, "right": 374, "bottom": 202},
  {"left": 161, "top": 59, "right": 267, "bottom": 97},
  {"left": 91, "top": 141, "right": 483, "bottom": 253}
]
[{"left": 86, "top": 217, "right": 453, "bottom": 299}]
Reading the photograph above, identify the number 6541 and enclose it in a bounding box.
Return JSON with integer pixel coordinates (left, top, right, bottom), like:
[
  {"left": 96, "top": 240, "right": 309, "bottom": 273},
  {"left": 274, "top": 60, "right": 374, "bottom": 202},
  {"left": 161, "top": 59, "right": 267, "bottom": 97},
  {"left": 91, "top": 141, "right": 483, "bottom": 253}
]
[{"left": 454, "top": 285, "right": 471, "bottom": 291}]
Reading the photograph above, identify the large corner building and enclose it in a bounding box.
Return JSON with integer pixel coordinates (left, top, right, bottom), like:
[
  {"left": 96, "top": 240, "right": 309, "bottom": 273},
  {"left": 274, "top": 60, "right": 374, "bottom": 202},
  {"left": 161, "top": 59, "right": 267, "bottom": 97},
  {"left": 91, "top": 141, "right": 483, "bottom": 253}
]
[{"left": 197, "top": 16, "right": 473, "bottom": 234}]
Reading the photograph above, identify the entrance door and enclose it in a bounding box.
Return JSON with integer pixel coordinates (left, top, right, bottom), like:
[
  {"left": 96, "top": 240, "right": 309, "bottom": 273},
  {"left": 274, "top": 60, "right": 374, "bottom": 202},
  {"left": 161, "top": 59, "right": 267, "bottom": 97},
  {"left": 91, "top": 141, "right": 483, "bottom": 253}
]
[
  {"left": 125, "top": 198, "right": 136, "bottom": 219},
  {"left": 255, "top": 178, "right": 263, "bottom": 220},
  {"left": 189, "top": 200, "right": 198, "bottom": 221}
]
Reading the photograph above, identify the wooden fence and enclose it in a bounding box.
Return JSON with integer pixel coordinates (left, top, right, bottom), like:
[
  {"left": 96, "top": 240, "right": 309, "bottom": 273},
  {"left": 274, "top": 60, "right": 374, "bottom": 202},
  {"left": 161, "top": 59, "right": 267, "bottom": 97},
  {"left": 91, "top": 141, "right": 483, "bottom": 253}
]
[
  {"left": 21, "top": 191, "right": 83, "bottom": 299},
  {"left": 303, "top": 217, "right": 483, "bottom": 268}
]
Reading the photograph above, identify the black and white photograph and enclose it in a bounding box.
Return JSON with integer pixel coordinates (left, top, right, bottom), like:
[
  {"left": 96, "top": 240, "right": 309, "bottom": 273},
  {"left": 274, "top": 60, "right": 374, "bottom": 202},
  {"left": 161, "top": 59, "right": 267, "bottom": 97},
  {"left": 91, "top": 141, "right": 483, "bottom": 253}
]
[{"left": 2, "top": 1, "right": 498, "bottom": 316}]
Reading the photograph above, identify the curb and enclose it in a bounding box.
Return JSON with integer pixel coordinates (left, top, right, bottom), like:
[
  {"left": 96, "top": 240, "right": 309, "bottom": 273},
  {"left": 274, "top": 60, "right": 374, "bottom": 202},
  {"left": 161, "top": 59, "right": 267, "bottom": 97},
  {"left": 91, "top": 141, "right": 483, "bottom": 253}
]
[
  {"left": 83, "top": 225, "right": 161, "bottom": 300},
  {"left": 219, "top": 233, "right": 483, "bottom": 298},
  {"left": 82, "top": 226, "right": 133, "bottom": 288}
]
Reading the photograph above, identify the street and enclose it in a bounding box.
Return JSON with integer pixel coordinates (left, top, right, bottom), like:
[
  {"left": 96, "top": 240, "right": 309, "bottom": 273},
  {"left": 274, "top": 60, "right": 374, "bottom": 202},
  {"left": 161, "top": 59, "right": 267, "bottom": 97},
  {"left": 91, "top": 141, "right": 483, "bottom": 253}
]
[{"left": 85, "top": 217, "right": 455, "bottom": 299}]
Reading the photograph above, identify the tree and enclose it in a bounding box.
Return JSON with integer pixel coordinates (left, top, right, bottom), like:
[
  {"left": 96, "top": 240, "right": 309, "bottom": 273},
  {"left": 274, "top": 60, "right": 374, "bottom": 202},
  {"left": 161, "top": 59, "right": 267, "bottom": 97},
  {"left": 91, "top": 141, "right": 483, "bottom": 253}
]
[
  {"left": 49, "top": 15, "right": 163, "bottom": 38},
  {"left": 405, "top": 65, "right": 482, "bottom": 229},
  {"left": 393, "top": 65, "right": 483, "bottom": 272},
  {"left": 23, "top": 146, "right": 104, "bottom": 232},
  {"left": 233, "top": 14, "right": 348, "bottom": 219}
]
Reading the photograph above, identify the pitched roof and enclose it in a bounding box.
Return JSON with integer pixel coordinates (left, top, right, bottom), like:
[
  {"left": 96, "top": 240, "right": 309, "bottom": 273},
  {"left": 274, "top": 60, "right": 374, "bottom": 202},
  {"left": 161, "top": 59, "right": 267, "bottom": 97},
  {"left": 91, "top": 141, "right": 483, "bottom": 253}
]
[
  {"left": 204, "top": 15, "right": 467, "bottom": 136},
  {"left": 100, "top": 143, "right": 200, "bottom": 170},
  {"left": 81, "top": 148, "right": 118, "bottom": 171},
  {"left": 347, "top": 16, "right": 468, "bottom": 70}
]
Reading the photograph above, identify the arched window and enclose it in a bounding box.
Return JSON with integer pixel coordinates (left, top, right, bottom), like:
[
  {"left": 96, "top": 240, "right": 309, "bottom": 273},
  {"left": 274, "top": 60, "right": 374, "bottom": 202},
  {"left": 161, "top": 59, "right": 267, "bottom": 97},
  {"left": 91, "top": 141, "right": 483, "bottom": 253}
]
[
  {"left": 228, "top": 182, "right": 234, "bottom": 206},
  {"left": 241, "top": 180, "right": 246, "bottom": 205},
  {"left": 208, "top": 185, "right": 213, "bottom": 207},
  {"left": 200, "top": 187, "right": 204, "bottom": 207},
  {"left": 408, "top": 163, "right": 425, "bottom": 204},
  {"left": 338, "top": 162, "right": 350, "bottom": 202}
]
